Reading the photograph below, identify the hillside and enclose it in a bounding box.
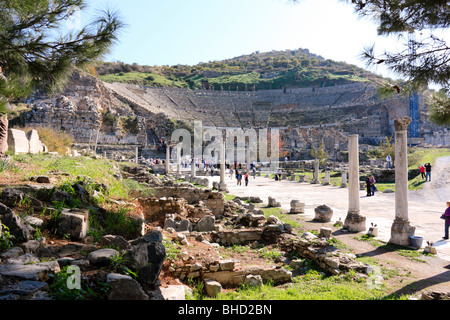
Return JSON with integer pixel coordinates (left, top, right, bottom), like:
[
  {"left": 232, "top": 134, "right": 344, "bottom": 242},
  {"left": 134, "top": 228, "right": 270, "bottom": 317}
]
[{"left": 96, "top": 48, "right": 386, "bottom": 90}]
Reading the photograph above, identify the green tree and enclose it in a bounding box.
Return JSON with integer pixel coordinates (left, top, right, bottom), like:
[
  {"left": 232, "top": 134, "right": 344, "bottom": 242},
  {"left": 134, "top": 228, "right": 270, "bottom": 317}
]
[
  {"left": 311, "top": 143, "right": 329, "bottom": 166},
  {"left": 0, "top": 0, "right": 123, "bottom": 156},
  {"left": 340, "top": 0, "right": 450, "bottom": 125},
  {"left": 379, "top": 136, "right": 395, "bottom": 162}
]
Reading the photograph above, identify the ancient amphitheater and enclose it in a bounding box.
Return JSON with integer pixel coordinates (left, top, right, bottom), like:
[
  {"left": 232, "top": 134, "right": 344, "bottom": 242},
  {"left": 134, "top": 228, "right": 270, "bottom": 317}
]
[{"left": 24, "top": 71, "right": 450, "bottom": 159}]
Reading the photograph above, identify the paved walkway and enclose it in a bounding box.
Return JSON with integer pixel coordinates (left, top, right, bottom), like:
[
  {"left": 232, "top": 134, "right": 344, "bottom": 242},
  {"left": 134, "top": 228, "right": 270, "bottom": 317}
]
[{"left": 204, "top": 162, "right": 450, "bottom": 262}]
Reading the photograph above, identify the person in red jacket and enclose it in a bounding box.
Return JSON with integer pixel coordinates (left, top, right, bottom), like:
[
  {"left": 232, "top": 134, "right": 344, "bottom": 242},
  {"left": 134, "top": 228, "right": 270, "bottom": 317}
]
[{"left": 419, "top": 165, "right": 425, "bottom": 180}]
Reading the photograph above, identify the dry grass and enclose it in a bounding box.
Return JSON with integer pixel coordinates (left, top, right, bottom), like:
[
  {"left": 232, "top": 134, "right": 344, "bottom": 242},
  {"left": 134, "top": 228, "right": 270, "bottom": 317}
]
[{"left": 14, "top": 126, "right": 74, "bottom": 155}]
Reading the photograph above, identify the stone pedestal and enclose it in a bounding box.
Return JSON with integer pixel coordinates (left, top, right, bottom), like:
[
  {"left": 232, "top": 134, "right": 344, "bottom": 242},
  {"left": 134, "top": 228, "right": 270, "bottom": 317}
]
[
  {"left": 390, "top": 117, "right": 415, "bottom": 246},
  {"left": 268, "top": 197, "right": 281, "bottom": 208},
  {"left": 314, "top": 205, "right": 333, "bottom": 222},
  {"left": 289, "top": 200, "right": 305, "bottom": 214},
  {"left": 344, "top": 134, "right": 366, "bottom": 232},
  {"left": 344, "top": 211, "right": 366, "bottom": 232},
  {"left": 165, "top": 145, "right": 171, "bottom": 174},
  {"left": 323, "top": 171, "right": 330, "bottom": 185},
  {"left": 191, "top": 162, "right": 196, "bottom": 177},
  {"left": 390, "top": 219, "right": 415, "bottom": 246},
  {"left": 219, "top": 142, "right": 228, "bottom": 192},
  {"left": 340, "top": 171, "right": 347, "bottom": 188},
  {"left": 176, "top": 145, "right": 181, "bottom": 177}
]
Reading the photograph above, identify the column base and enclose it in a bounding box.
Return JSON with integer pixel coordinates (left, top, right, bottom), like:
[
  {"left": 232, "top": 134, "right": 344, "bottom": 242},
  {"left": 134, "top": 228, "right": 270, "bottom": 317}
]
[
  {"left": 389, "top": 219, "right": 415, "bottom": 246},
  {"left": 218, "top": 183, "right": 228, "bottom": 192},
  {"left": 343, "top": 211, "right": 366, "bottom": 232}
]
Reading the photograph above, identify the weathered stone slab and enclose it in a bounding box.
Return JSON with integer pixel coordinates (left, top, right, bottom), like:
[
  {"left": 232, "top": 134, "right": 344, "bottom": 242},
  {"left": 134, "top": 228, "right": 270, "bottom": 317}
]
[
  {"left": 106, "top": 273, "right": 149, "bottom": 300},
  {"left": 204, "top": 279, "right": 222, "bottom": 297},
  {"left": 0, "top": 280, "right": 49, "bottom": 296},
  {"left": 203, "top": 266, "right": 292, "bottom": 288},
  {"left": 7, "top": 129, "right": 29, "bottom": 154},
  {"left": 212, "top": 229, "right": 263, "bottom": 245},
  {"left": 196, "top": 215, "right": 215, "bottom": 232},
  {"left": 0, "top": 202, "right": 35, "bottom": 241},
  {"left": 26, "top": 129, "right": 43, "bottom": 154},
  {"left": 160, "top": 285, "right": 191, "bottom": 300},
  {"left": 0, "top": 261, "right": 59, "bottom": 281},
  {"left": 1, "top": 188, "right": 43, "bottom": 208},
  {"left": 268, "top": 197, "right": 281, "bottom": 208},
  {"left": 101, "top": 234, "right": 130, "bottom": 251},
  {"left": 56, "top": 211, "right": 88, "bottom": 241},
  {"left": 87, "top": 248, "right": 119, "bottom": 265}
]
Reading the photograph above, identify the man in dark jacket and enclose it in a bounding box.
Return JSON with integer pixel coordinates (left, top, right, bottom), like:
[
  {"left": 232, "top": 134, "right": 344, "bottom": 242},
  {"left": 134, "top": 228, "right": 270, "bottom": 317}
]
[{"left": 425, "top": 163, "right": 432, "bottom": 181}]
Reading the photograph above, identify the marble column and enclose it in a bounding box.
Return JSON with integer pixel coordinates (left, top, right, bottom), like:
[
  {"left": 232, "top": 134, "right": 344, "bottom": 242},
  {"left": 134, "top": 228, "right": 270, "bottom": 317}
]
[
  {"left": 312, "top": 159, "right": 320, "bottom": 184},
  {"left": 176, "top": 144, "right": 181, "bottom": 178},
  {"left": 390, "top": 117, "right": 415, "bottom": 245},
  {"left": 191, "top": 159, "right": 196, "bottom": 177},
  {"left": 135, "top": 147, "right": 139, "bottom": 164},
  {"left": 219, "top": 141, "right": 228, "bottom": 192},
  {"left": 165, "top": 145, "right": 171, "bottom": 174},
  {"left": 344, "top": 134, "right": 366, "bottom": 232},
  {"left": 246, "top": 143, "right": 251, "bottom": 173}
]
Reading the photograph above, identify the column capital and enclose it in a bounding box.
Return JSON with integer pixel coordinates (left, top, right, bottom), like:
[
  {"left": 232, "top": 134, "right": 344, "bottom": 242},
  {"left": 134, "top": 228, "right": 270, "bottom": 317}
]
[{"left": 394, "top": 117, "right": 411, "bottom": 132}]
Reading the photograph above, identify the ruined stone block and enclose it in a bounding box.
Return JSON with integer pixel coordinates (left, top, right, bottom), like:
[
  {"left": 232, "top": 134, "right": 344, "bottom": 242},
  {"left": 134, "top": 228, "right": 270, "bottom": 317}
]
[
  {"left": 107, "top": 273, "right": 149, "bottom": 300},
  {"left": 290, "top": 200, "right": 305, "bottom": 214},
  {"left": 7, "top": 129, "right": 29, "bottom": 154},
  {"left": 56, "top": 211, "right": 88, "bottom": 241},
  {"left": 204, "top": 279, "right": 222, "bottom": 297},
  {"left": 314, "top": 205, "right": 333, "bottom": 222},
  {"left": 26, "top": 129, "right": 43, "bottom": 154},
  {"left": 196, "top": 215, "right": 215, "bottom": 232}
]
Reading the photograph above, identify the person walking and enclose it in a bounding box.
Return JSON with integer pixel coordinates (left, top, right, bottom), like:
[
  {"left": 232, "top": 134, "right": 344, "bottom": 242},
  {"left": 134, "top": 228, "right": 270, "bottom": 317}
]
[
  {"left": 386, "top": 155, "right": 392, "bottom": 169},
  {"left": 244, "top": 172, "right": 249, "bottom": 187},
  {"left": 365, "top": 176, "right": 372, "bottom": 197},
  {"left": 441, "top": 201, "right": 450, "bottom": 240},
  {"left": 419, "top": 165, "right": 425, "bottom": 180},
  {"left": 370, "top": 175, "right": 376, "bottom": 196},
  {"left": 425, "top": 163, "right": 432, "bottom": 181},
  {"left": 237, "top": 171, "right": 242, "bottom": 186}
]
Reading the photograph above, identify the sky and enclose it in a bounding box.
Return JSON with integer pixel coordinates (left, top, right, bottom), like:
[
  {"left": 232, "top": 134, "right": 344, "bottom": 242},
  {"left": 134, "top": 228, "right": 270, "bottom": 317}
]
[{"left": 76, "top": 0, "right": 449, "bottom": 82}]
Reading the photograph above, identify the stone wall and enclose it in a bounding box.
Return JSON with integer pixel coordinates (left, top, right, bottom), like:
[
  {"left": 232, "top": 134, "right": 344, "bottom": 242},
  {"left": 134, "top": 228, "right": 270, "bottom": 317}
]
[{"left": 153, "top": 186, "right": 225, "bottom": 216}]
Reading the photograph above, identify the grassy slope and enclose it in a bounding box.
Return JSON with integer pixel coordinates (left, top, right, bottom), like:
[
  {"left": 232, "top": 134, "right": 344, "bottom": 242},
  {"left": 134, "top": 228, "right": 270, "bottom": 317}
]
[{"left": 97, "top": 48, "right": 386, "bottom": 90}]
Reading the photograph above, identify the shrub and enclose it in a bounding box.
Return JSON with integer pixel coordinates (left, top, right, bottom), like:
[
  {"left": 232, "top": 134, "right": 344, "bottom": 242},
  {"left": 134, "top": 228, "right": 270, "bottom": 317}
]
[
  {"left": 0, "top": 224, "right": 15, "bottom": 251},
  {"left": 88, "top": 206, "right": 143, "bottom": 240}
]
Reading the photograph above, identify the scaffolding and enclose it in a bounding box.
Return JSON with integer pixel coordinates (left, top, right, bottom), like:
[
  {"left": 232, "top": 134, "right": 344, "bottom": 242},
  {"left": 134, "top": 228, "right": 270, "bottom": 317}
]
[
  {"left": 409, "top": 91, "right": 419, "bottom": 137},
  {"left": 408, "top": 32, "right": 420, "bottom": 138}
]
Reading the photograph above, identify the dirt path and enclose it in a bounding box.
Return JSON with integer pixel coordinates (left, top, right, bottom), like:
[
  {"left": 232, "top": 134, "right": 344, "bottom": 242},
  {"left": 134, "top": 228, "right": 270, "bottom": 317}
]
[{"left": 413, "top": 156, "right": 450, "bottom": 202}]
